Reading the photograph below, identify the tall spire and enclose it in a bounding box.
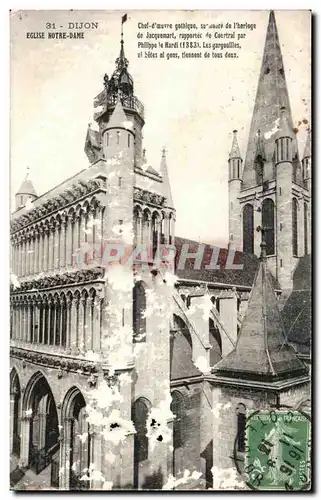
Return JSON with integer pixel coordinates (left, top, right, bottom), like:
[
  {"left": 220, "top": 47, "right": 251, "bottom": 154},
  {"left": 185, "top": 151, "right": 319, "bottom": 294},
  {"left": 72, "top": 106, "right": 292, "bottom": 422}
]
[
  {"left": 213, "top": 231, "right": 306, "bottom": 380},
  {"left": 160, "top": 147, "right": 174, "bottom": 209},
  {"left": 242, "top": 11, "right": 296, "bottom": 188}
]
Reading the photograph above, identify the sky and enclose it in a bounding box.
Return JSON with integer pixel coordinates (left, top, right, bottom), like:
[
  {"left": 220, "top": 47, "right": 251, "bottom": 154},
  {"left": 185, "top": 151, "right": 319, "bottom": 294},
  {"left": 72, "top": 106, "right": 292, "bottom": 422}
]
[{"left": 10, "top": 10, "right": 311, "bottom": 247}]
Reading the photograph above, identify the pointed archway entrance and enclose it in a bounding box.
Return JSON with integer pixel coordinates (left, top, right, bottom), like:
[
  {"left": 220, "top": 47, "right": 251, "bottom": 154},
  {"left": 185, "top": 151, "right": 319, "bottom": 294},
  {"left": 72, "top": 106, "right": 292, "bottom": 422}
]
[
  {"left": 10, "top": 369, "right": 21, "bottom": 458},
  {"left": 62, "top": 387, "right": 90, "bottom": 490},
  {"left": 23, "top": 373, "right": 60, "bottom": 486}
]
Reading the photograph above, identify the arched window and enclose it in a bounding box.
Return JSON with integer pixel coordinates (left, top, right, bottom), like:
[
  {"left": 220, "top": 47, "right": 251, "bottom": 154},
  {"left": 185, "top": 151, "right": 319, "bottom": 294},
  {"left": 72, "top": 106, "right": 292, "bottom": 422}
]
[
  {"left": 236, "top": 403, "right": 246, "bottom": 453},
  {"left": 132, "top": 398, "right": 149, "bottom": 463},
  {"left": 292, "top": 198, "right": 299, "bottom": 256},
  {"left": 262, "top": 199, "right": 275, "bottom": 256},
  {"left": 243, "top": 204, "right": 254, "bottom": 254},
  {"left": 171, "top": 391, "right": 185, "bottom": 450},
  {"left": 133, "top": 282, "right": 147, "bottom": 342},
  {"left": 304, "top": 202, "right": 308, "bottom": 255}
]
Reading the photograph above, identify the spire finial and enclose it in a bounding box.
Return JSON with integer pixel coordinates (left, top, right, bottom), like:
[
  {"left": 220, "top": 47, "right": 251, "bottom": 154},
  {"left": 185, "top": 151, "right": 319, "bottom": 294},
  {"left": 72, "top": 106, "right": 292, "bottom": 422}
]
[
  {"left": 162, "top": 146, "right": 167, "bottom": 159},
  {"left": 117, "top": 14, "right": 128, "bottom": 69},
  {"left": 25, "top": 166, "right": 30, "bottom": 179}
]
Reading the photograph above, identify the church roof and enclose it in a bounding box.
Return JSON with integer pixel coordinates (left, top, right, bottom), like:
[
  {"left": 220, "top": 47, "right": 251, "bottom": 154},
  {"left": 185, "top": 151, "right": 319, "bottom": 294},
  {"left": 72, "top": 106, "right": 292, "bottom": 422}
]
[
  {"left": 213, "top": 243, "right": 307, "bottom": 381},
  {"left": 281, "top": 254, "right": 312, "bottom": 356},
  {"left": 229, "top": 130, "right": 242, "bottom": 159},
  {"left": 174, "top": 236, "right": 280, "bottom": 289},
  {"left": 242, "top": 11, "right": 299, "bottom": 189}
]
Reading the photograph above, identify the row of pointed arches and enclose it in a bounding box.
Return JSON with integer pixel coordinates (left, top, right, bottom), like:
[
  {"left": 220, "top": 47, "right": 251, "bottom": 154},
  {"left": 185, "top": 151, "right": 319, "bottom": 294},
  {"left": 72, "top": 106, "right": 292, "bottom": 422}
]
[
  {"left": 11, "top": 198, "right": 104, "bottom": 278},
  {"left": 10, "top": 288, "right": 103, "bottom": 353},
  {"left": 133, "top": 205, "right": 175, "bottom": 252}
]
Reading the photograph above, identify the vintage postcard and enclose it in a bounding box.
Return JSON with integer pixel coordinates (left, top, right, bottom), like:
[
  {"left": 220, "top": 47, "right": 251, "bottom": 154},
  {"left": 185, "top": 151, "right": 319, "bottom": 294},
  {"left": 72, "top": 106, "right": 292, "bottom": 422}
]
[{"left": 10, "top": 9, "right": 311, "bottom": 491}]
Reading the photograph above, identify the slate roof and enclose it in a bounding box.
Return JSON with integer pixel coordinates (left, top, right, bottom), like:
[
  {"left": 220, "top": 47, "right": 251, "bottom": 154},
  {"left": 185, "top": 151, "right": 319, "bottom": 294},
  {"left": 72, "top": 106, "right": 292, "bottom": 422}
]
[
  {"left": 282, "top": 255, "right": 312, "bottom": 356},
  {"left": 175, "top": 236, "right": 280, "bottom": 290},
  {"left": 213, "top": 245, "right": 307, "bottom": 381}
]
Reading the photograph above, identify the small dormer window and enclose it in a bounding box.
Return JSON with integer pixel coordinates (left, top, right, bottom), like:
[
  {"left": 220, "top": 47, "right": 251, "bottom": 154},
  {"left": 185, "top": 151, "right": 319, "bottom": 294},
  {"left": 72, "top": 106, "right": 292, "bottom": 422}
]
[
  {"left": 279, "top": 67, "right": 284, "bottom": 75},
  {"left": 20, "top": 196, "right": 23, "bottom": 205},
  {"left": 265, "top": 67, "right": 270, "bottom": 74},
  {"left": 128, "top": 134, "right": 130, "bottom": 147},
  {"left": 117, "top": 131, "right": 120, "bottom": 145}
]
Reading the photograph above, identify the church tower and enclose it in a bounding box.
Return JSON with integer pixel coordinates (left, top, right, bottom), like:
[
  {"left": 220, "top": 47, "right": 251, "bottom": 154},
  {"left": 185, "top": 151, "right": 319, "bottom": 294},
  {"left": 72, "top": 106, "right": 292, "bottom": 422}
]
[
  {"left": 228, "top": 130, "right": 242, "bottom": 251},
  {"left": 228, "top": 11, "right": 311, "bottom": 292}
]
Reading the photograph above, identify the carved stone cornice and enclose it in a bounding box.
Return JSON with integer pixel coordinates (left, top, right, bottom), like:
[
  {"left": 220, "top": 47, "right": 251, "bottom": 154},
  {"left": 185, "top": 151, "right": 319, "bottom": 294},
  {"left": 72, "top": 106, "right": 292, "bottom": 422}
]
[
  {"left": 134, "top": 187, "right": 166, "bottom": 207},
  {"left": 10, "top": 346, "right": 100, "bottom": 375},
  {"left": 11, "top": 178, "right": 106, "bottom": 234},
  {"left": 10, "top": 266, "right": 105, "bottom": 293}
]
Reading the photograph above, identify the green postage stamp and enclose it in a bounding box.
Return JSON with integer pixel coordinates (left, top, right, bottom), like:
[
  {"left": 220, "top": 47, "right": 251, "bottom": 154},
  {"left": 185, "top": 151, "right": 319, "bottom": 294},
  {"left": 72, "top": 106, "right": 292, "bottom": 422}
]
[{"left": 245, "top": 410, "right": 311, "bottom": 491}]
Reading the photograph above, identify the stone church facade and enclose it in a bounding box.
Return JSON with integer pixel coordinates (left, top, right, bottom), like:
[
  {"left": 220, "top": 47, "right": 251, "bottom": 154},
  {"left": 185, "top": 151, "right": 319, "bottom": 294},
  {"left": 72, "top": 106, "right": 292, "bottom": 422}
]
[{"left": 10, "top": 11, "right": 311, "bottom": 490}]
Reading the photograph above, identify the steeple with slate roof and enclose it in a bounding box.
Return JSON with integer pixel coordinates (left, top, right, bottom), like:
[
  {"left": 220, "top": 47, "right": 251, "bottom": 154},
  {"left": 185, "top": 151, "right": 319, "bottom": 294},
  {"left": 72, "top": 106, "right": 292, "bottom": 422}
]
[
  {"left": 229, "top": 130, "right": 241, "bottom": 160},
  {"left": 213, "top": 239, "right": 307, "bottom": 381},
  {"left": 160, "top": 148, "right": 174, "bottom": 209},
  {"left": 242, "top": 11, "right": 298, "bottom": 189}
]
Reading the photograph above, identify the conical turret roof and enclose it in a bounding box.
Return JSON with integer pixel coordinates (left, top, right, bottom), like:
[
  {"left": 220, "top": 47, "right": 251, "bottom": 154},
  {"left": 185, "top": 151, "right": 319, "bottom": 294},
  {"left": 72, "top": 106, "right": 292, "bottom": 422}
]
[
  {"left": 214, "top": 241, "right": 306, "bottom": 381},
  {"left": 229, "top": 130, "right": 242, "bottom": 159},
  {"left": 17, "top": 170, "right": 37, "bottom": 197},
  {"left": 106, "top": 99, "right": 131, "bottom": 130}
]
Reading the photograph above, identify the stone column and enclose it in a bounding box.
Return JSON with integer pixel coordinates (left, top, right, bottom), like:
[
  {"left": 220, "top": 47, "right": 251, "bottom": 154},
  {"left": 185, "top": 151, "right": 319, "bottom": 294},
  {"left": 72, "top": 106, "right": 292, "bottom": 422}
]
[
  {"left": 43, "top": 304, "right": 48, "bottom": 345},
  {"left": 30, "top": 235, "right": 34, "bottom": 276},
  {"left": 66, "top": 297, "right": 72, "bottom": 350},
  {"left": 66, "top": 216, "right": 74, "bottom": 268},
  {"left": 43, "top": 228, "right": 49, "bottom": 271},
  {"left": 89, "top": 429, "right": 103, "bottom": 490},
  {"left": 92, "top": 296, "right": 101, "bottom": 352},
  {"left": 52, "top": 299, "right": 58, "bottom": 346},
  {"left": 19, "top": 415, "right": 32, "bottom": 467},
  {"left": 78, "top": 297, "right": 85, "bottom": 353},
  {"left": 70, "top": 297, "right": 78, "bottom": 354},
  {"left": 38, "top": 231, "right": 43, "bottom": 274},
  {"left": 60, "top": 417, "right": 73, "bottom": 490},
  {"left": 60, "top": 302, "right": 64, "bottom": 347},
  {"left": 54, "top": 226, "right": 60, "bottom": 271},
  {"left": 24, "top": 303, "right": 30, "bottom": 342},
  {"left": 86, "top": 211, "right": 94, "bottom": 266},
  {"left": 49, "top": 225, "right": 55, "bottom": 271},
  {"left": 60, "top": 219, "right": 67, "bottom": 268},
  {"left": 21, "top": 235, "right": 26, "bottom": 276},
  {"left": 87, "top": 296, "right": 94, "bottom": 351}
]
